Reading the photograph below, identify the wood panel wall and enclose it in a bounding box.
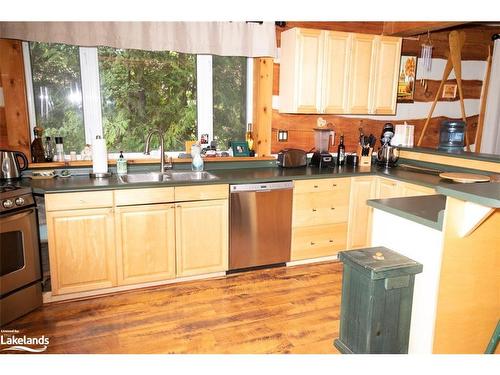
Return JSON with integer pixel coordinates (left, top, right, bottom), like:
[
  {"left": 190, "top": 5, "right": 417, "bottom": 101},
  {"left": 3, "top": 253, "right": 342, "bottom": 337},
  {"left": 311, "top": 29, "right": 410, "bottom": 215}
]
[
  {"left": 0, "top": 39, "right": 31, "bottom": 159},
  {"left": 271, "top": 23, "right": 499, "bottom": 154}
]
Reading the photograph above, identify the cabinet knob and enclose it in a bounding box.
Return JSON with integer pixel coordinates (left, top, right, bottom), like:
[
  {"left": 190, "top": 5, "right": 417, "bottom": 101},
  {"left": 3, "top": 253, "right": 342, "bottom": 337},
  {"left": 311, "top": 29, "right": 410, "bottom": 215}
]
[
  {"left": 330, "top": 207, "right": 335, "bottom": 210},
  {"left": 314, "top": 185, "right": 318, "bottom": 188},
  {"left": 310, "top": 241, "right": 315, "bottom": 245},
  {"left": 329, "top": 240, "right": 334, "bottom": 243},
  {"left": 332, "top": 184, "right": 337, "bottom": 187},
  {"left": 312, "top": 208, "right": 317, "bottom": 212}
]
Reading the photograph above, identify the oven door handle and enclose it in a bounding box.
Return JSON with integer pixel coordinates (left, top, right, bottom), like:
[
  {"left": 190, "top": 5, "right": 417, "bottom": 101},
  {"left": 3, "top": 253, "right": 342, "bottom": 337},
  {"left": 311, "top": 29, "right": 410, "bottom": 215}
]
[{"left": 0, "top": 209, "right": 35, "bottom": 223}]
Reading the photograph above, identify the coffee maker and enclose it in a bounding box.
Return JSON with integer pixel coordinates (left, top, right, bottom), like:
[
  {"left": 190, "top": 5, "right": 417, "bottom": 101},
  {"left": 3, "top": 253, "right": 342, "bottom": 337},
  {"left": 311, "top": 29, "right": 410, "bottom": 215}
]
[
  {"left": 310, "top": 128, "right": 335, "bottom": 168},
  {"left": 376, "top": 123, "right": 400, "bottom": 168}
]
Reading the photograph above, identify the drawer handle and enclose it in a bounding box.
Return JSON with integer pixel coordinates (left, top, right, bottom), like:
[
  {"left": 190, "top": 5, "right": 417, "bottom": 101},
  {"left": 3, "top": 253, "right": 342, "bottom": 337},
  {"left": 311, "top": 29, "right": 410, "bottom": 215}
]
[
  {"left": 330, "top": 207, "right": 335, "bottom": 210},
  {"left": 329, "top": 240, "right": 334, "bottom": 243},
  {"left": 312, "top": 208, "right": 317, "bottom": 212},
  {"left": 332, "top": 184, "right": 337, "bottom": 187},
  {"left": 310, "top": 241, "right": 316, "bottom": 245},
  {"left": 314, "top": 185, "right": 319, "bottom": 188}
]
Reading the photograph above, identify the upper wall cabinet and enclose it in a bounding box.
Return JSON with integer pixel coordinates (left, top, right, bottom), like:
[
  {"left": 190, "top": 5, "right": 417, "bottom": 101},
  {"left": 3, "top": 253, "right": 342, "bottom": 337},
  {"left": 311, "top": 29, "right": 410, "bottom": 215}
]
[{"left": 278, "top": 28, "right": 402, "bottom": 115}]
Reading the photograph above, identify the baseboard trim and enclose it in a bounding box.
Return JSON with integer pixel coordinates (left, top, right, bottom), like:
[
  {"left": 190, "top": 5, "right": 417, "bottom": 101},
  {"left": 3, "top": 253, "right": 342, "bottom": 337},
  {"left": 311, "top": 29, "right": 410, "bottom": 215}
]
[{"left": 286, "top": 254, "right": 339, "bottom": 267}]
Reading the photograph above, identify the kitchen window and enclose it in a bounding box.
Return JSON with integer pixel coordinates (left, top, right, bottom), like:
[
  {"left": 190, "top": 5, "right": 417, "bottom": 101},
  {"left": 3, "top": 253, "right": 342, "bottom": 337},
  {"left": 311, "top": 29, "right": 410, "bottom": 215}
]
[{"left": 23, "top": 42, "right": 253, "bottom": 157}]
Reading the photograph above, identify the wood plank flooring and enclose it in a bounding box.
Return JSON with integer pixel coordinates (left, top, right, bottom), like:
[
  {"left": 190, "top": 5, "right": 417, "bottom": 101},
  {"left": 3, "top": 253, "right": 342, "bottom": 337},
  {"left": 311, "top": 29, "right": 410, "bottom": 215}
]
[{"left": 1, "top": 261, "right": 343, "bottom": 354}]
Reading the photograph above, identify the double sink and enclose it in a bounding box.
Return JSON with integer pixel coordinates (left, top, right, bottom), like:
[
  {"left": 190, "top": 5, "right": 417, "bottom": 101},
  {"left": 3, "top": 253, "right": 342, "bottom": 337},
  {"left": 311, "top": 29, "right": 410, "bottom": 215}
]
[{"left": 119, "top": 171, "right": 219, "bottom": 184}]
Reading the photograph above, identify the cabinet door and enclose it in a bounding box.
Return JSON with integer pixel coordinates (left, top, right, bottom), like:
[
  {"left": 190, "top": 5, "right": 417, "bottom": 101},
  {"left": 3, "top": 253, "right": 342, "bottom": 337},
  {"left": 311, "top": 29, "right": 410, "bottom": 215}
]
[
  {"left": 347, "top": 177, "right": 376, "bottom": 249},
  {"left": 371, "top": 36, "right": 402, "bottom": 114},
  {"left": 47, "top": 208, "right": 116, "bottom": 295},
  {"left": 376, "top": 177, "right": 402, "bottom": 198},
  {"left": 400, "top": 182, "right": 435, "bottom": 197},
  {"left": 115, "top": 204, "right": 176, "bottom": 286},
  {"left": 175, "top": 199, "right": 228, "bottom": 277},
  {"left": 322, "top": 31, "right": 351, "bottom": 113},
  {"left": 279, "top": 28, "right": 323, "bottom": 113},
  {"left": 347, "top": 34, "right": 376, "bottom": 114}
]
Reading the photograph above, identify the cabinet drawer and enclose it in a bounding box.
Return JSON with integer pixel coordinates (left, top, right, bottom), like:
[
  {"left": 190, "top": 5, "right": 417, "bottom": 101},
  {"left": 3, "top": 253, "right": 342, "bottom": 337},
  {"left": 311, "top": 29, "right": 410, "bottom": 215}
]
[
  {"left": 174, "top": 184, "right": 228, "bottom": 201},
  {"left": 293, "top": 191, "right": 349, "bottom": 227},
  {"left": 45, "top": 191, "right": 113, "bottom": 211},
  {"left": 294, "top": 178, "right": 350, "bottom": 194},
  {"left": 291, "top": 223, "right": 348, "bottom": 261},
  {"left": 114, "top": 187, "right": 174, "bottom": 206}
]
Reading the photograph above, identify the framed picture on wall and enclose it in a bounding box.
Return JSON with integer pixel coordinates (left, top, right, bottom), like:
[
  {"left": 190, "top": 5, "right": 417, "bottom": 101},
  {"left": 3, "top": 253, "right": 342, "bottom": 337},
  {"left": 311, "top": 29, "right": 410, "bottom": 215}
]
[{"left": 397, "top": 55, "right": 418, "bottom": 103}]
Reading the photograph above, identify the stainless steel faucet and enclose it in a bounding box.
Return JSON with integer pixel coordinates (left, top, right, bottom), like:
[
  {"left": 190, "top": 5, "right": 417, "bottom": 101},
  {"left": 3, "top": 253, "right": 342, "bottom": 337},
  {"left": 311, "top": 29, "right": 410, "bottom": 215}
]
[{"left": 144, "top": 129, "right": 173, "bottom": 172}]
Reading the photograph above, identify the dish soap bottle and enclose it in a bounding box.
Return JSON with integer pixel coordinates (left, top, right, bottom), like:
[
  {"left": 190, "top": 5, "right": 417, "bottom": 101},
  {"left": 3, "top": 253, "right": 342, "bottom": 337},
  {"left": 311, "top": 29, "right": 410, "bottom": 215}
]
[
  {"left": 245, "top": 123, "right": 255, "bottom": 156},
  {"left": 116, "top": 151, "right": 128, "bottom": 175},
  {"left": 191, "top": 143, "right": 204, "bottom": 171}
]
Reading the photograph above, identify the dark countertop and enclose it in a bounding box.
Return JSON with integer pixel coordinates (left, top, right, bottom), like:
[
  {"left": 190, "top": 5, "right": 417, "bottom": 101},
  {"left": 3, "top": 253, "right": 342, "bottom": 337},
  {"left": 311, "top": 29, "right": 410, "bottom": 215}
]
[
  {"left": 436, "top": 183, "right": 500, "bottom": 208},
  {"left": 367, "top": 195, "right": 447, "bottom": 231},
  {"left": 19, "top": 164, "right": 500, "bottom": 208},
  {"left": 400, "top": 147, "right": 500, "bottom": 163}
]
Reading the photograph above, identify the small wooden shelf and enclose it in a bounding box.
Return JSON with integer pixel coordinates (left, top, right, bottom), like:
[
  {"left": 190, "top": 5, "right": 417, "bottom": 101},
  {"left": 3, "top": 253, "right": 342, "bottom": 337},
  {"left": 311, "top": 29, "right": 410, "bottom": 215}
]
[{"left": 29, "top": 156, "right": 276, "bottom": 169}]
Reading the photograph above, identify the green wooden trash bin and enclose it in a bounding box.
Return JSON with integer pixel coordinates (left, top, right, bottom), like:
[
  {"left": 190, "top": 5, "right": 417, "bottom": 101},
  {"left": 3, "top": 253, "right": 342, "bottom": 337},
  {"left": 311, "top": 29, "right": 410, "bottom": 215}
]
[{"left": 334, "top": 246, "right": 423, "bottom": 354}]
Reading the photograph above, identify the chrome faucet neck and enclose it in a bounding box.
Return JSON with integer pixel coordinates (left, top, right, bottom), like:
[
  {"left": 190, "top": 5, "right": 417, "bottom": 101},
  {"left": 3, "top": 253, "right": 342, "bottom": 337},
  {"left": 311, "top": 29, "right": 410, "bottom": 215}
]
[{"left": 144, "top": 130, "right": 171, "bottom": 172}]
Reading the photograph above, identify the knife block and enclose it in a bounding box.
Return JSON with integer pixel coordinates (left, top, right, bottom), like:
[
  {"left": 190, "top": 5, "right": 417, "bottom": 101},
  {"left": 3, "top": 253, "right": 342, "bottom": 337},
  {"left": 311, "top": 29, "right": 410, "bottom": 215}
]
[{"left": 357, "top": 145, "right": 373, "bottom": 167}]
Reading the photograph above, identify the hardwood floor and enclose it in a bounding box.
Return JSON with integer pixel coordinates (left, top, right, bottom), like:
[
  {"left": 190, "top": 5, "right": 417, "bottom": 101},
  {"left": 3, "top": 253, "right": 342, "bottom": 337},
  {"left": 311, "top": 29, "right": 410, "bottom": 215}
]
[{"left": 1, "top": 261, "right": 343, "bottom": 354}]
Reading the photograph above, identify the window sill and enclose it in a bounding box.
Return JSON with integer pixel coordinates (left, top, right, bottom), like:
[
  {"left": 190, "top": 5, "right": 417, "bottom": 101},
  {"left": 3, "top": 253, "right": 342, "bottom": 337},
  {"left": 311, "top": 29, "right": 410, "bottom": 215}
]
[{"left": 28, "top": 156, "right": 276, "bottom": 169}]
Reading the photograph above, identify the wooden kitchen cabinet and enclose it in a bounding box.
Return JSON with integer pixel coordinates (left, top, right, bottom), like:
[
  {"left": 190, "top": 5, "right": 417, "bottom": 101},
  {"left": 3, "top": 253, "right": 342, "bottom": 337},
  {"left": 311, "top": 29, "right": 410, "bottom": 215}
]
[
  {"left": 400, "top": 182, "right": 435, "bottom": 197},
  {"left": 347, "top": 176, "right": 377, "bottom": 249},
  {"left": 291, "top": 178, "right": 351, "bottom": 261},
  {"left": 46, "top": 208, "right": 116, "bottom": 295},
  {"left": 376, "top": 177, "right": 402, "bottom": 199},
  {"left": 347, "top": 33, "right": 376, "bottom": 114},
  {"left": 114, "top": 204, "right": 176, "bottom": 285},
  {"left": 279, "top": 27, "right": 323, "bottom": 113},
  {"left": 321, "top": 31, "right": 351, "bottom": 113},
  {"left": 279, "top": 27, "right": 401, "bottom": 115},
  {"left": 175, "top": 199, "right": 229, "bottom": 277},
  {"left": 371, "top": 36, "right": 402, "bottom": 114}
]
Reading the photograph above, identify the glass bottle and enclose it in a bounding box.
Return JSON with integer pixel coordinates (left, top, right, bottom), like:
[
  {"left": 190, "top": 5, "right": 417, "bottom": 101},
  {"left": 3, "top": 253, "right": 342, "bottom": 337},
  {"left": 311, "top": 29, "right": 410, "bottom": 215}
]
[
  {"left": 43, "top": 136, "right": 55, "bottom": 162},
  {"left": 337, "top": 135, "right": 346, "bottom": 166},
  {"left": 245, "top": 123, "right": 255, "bottom": 156},
  {"left": 55, "top": 137, "right": 65, "bottom": 161},
  {"left": 31, "top": 126, "right": 45, "bottom": 163},
  {"left": 191, "top": 143, "right": 204, "bottom": 172}
]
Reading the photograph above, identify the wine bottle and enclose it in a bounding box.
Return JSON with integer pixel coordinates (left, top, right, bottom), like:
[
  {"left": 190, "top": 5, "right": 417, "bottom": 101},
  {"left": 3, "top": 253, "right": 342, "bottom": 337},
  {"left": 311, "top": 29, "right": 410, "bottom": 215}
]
[{"left": 337, "top": 135, "right": 346, "bottom": 166}]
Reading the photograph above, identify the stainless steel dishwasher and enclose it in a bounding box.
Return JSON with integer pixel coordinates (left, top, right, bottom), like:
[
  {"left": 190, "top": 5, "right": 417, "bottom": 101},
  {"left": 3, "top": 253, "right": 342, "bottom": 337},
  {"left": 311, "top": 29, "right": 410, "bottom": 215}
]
[{"left": 229, "top": 181, "right": 293, "bottom": 271}]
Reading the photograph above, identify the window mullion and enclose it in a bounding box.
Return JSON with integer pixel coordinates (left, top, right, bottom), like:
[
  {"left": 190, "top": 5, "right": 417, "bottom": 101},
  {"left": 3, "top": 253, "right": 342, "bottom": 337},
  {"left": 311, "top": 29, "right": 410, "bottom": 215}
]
[
  {"left": 246, "top": 57, "right": 254, "bottom": 126},
  {"left": 196, "top": 55, "right": 213, "bottom": 143},
  {"left": 22, "top": 42, "right": 36, "bottom": 140},
  {"left": 79, "top": 47, "right": 103, "bottom": 145}
]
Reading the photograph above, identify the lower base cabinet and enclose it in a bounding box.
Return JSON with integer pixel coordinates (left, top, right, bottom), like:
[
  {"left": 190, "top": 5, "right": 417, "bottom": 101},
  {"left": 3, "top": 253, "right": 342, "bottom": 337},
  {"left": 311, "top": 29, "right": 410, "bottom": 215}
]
[
  {"left": 47, "top": 208, "right": 117, "bottom": 296},
  {"left": 347, "top": 176, "right": 376, "bottom": 249},
  {"left": 175, "top": 199, "right": 229, "bottom": 277},
  {"left": 115, "top": 204, "right": 176, "bottom": 286}
]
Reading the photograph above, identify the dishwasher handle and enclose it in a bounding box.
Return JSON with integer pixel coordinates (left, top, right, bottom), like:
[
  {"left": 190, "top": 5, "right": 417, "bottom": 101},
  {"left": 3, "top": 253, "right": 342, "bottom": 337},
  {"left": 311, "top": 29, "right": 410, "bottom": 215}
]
[{"left": 230, "top": 181, "right": 293, "bottom": 193}]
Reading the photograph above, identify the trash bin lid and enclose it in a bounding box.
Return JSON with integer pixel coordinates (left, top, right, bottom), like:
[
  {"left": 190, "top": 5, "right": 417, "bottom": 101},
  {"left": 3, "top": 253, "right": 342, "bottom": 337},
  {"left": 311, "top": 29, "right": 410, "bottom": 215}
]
[{"left": 338, "top": 247, "right": 423, "bottom": 280}]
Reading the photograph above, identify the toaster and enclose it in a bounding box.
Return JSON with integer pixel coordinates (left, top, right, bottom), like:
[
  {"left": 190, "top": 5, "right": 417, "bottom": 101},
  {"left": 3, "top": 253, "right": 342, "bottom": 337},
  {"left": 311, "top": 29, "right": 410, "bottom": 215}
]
[{"left": 277, "top": 148, "right": 307, "bottom": 168}]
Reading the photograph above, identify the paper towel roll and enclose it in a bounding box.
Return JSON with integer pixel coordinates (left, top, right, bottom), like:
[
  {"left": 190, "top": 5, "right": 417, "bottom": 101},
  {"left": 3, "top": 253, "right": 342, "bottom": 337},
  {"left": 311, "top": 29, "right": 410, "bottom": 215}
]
[{"left": 92, "top": 136, "right": 108, "bottom": 174}]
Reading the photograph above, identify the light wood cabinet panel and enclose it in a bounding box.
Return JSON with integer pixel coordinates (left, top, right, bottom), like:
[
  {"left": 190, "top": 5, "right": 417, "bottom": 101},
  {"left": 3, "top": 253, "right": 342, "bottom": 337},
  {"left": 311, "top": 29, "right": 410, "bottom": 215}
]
[
  {"left": 293, "top": 177, "right": 350, "bottom": 194},
  {"left": 279, "top": 28, "right": 323, "bottom": 113},
  {"left": 371, "top": 36, "right": 402, "bottom": 114},
  {"left": 376, "top": 177, "right": 402, "bottom": 199},
  {"left": 291, "top": 223, "right": 347, "bottom": 261},
  {"left": 114, "top": 187, "right": 174, "bottom": 206},
  {"left": 174, "top": 184, "right": 228, "bottom": 202},
  {"left": 347, "top": 34, "right": 376, "bottom": 114},
  {"left": 347, "top": 176, "right": 377, "bottom": 249},
  {"left": 45, "top": 191, "right": 113, "bottom": 211},
  {"left": 400, "top": 182, "right": 435, "bottom": 196},
  {"left": 293, "top": 190, "right": 350, "bottom": 227},
  {"left": 47, "top": 208, "right": 116, "bottom": 295},
  {"left": 175, "top": 199, "right": 228, "bottom": 277},
  {"left": 322, "top": 31, "right": 351, "bottom": 113},
  {"left": 115, "top": 204, "right": 176, "bottom": 286}
]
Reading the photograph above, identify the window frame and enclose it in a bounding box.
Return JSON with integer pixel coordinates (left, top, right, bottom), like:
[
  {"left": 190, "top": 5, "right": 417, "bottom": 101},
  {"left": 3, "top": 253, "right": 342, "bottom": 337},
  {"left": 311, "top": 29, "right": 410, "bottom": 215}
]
[{"left": 23, "top": 42, "right": 254, "bottom": 158}]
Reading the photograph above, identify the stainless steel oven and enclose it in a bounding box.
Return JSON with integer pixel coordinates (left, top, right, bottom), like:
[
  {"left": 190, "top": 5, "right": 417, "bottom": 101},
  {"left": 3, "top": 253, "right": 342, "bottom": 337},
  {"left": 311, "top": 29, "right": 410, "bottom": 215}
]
[{"left": 0, "top": 185, "right": 42, "bottom": 326}]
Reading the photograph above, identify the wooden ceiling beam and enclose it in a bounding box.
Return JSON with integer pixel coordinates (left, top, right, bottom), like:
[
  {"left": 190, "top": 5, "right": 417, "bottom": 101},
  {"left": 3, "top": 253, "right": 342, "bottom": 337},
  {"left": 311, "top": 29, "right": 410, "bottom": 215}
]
[{"left": 383, "top": 22, "right": 469, "bottom": 36}]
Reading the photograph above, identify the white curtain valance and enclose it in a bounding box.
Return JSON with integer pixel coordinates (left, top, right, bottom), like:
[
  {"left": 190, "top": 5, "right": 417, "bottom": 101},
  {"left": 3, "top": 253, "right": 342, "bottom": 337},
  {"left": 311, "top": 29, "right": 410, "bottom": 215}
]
[{"left": 0, "top": 21, "right": 277, "bottom": 57}]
